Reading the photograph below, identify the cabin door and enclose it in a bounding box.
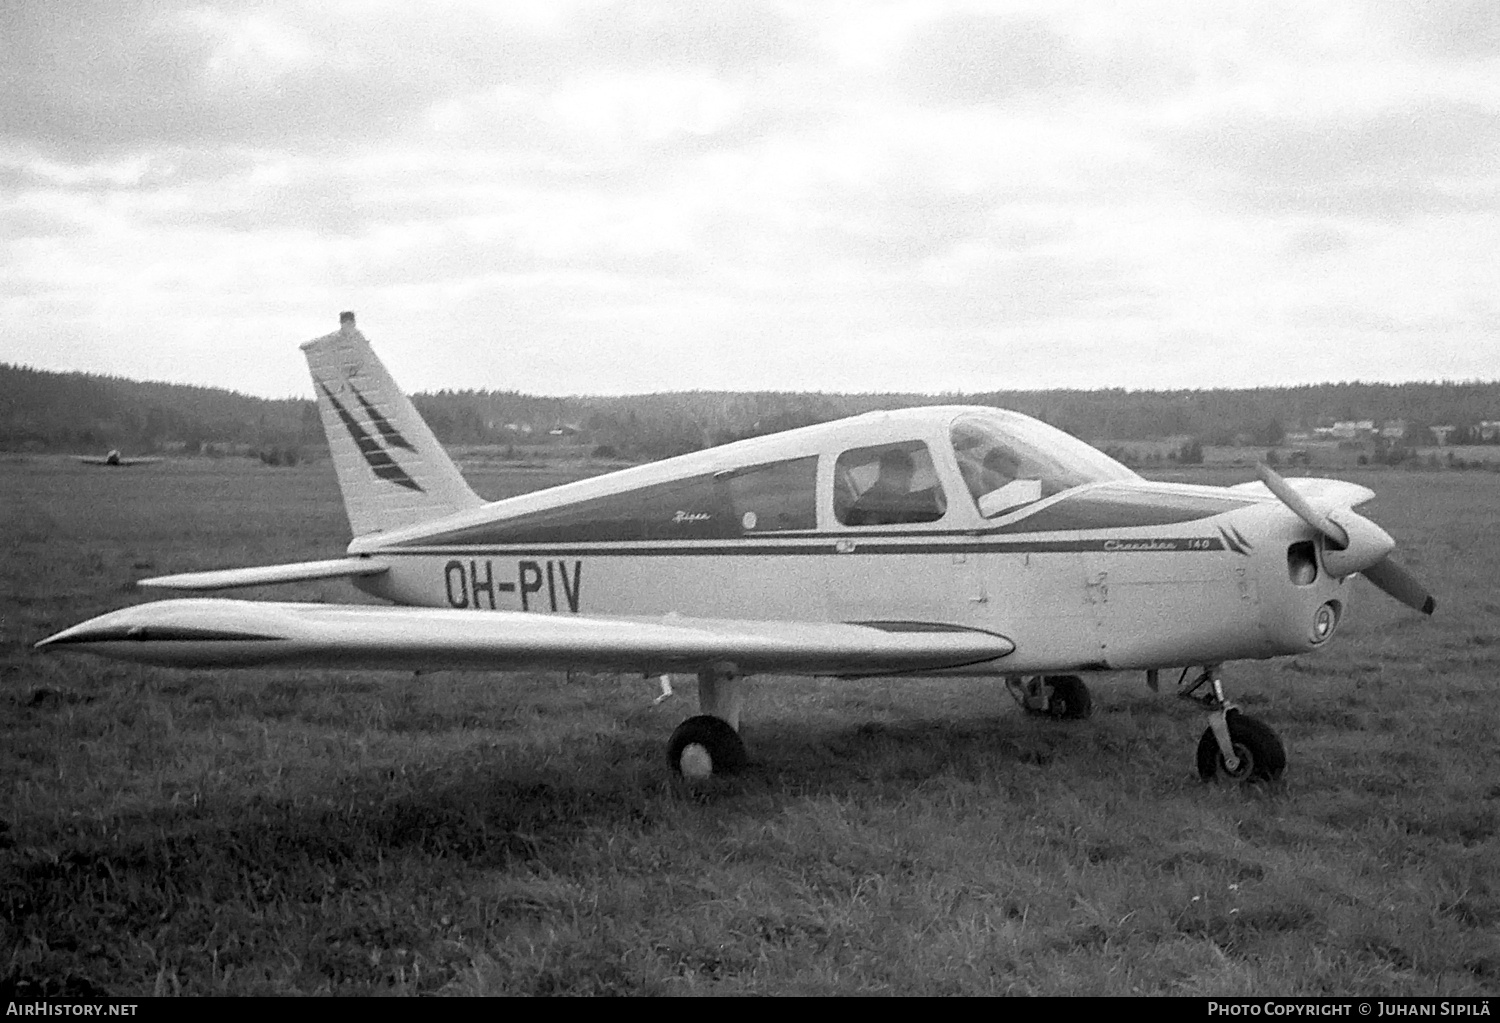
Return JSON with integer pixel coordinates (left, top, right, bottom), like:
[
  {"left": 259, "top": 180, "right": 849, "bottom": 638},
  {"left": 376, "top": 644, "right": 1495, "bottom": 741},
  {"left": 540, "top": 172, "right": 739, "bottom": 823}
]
[
  {"left": 823, "top": 543, "right": 988, "bottom": 625},
  {"left": 966, "top": 549, "right": 1101, "bottom": 669}
]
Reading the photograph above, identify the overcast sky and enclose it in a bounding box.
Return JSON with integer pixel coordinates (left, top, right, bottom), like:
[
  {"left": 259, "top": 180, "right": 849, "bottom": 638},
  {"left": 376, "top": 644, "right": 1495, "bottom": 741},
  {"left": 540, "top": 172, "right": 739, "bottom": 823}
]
[{"left": 2, "top": 1, "right": 1498, "bottom": 398}]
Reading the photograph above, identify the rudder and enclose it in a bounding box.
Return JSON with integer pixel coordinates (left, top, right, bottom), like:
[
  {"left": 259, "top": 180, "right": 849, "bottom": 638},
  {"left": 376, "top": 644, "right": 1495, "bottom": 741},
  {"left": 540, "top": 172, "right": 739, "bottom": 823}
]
[{"left": 303, "top": 312, "right": 482, "bottom": 537}]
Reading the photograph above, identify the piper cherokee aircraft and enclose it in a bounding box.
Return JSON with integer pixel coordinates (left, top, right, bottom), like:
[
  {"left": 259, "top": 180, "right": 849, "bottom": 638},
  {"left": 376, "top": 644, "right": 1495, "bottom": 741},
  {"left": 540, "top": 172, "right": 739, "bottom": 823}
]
[
  {"left": 76, "top": 449, "right": 162, "bottom": 466},
  {"left": 38, "top": 313, "right": 1436, "bottom": 783}
]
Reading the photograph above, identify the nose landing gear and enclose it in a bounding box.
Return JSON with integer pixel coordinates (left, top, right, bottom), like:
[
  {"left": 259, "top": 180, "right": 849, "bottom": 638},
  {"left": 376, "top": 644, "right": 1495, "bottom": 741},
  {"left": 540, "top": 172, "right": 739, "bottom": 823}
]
[{"left": 1178, "top": 666, "right": 1285, "bottom": 784}]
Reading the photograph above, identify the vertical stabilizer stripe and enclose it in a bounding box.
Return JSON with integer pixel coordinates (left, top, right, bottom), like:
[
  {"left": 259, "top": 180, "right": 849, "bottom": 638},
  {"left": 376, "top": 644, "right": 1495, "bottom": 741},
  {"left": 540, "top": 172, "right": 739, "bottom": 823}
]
[
  {"left": 351, "top": 386, "right": 418, "bottom": 452},
  {"left": 320, "top": 383, "right": 424, "bottom": 493}
]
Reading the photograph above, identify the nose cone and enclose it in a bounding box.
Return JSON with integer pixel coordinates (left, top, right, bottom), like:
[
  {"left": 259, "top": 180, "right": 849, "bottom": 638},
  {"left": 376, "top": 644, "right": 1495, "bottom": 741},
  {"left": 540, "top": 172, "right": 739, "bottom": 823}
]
[{"left": 1322, "top": 510, "right": 1396, "bottom": 577}]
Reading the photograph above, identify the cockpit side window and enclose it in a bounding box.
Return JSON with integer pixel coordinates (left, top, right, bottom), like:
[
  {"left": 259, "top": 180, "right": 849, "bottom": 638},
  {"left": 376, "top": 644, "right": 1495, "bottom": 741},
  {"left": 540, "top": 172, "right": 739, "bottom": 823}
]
[
  {"left": 951, "top": 411, "right": 1137, "bottom": 519},
  {"left": 952, "top": 421, "right": 1044, "bottom": 517},
  {"left": 834, "top": 441, "right": 948, "bottom": 526}
]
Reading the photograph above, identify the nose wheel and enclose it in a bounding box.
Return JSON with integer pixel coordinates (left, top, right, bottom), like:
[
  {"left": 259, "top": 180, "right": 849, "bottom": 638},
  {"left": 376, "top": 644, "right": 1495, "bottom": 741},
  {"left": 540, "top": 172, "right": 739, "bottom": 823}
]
[
  {"left": 1195, "top": 710, "right": 1284, "bottom": 783},
  {"left": 1178, "top": 666, "right": 1285, "bottom": 784}
]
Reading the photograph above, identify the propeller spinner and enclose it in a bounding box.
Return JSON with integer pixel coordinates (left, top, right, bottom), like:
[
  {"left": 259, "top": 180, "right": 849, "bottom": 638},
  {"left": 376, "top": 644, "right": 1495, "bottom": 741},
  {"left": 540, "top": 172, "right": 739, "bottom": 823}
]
[{"left": 1255, "top": 464, "right": 1435, "bottom": 615}]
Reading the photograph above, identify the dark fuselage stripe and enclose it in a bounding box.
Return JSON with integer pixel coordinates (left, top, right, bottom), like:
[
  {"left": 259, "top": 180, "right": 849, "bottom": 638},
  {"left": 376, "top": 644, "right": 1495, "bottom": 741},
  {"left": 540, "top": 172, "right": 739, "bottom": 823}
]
[{"left": 372, "top": 537, "right": 1228, "bottom": 558}]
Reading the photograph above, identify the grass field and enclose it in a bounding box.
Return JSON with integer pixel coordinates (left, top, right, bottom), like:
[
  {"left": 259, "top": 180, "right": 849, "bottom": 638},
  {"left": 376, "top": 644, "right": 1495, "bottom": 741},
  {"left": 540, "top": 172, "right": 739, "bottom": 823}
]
[{"left": 3, "top": 456, "right": 1498, "bottom": 996}]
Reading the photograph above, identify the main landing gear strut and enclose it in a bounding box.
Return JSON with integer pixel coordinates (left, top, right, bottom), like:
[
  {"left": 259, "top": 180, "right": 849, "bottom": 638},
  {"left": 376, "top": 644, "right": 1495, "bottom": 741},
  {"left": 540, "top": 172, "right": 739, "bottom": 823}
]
[
  {"left": 1005, "top": 675, "right": 1094, "bottom": 720},
  {"left": 667, "top": 662, "right": 748, "bottom": 779},
  {"left": 1177, "top": 665, "right": 1286, "bottom": 784}
]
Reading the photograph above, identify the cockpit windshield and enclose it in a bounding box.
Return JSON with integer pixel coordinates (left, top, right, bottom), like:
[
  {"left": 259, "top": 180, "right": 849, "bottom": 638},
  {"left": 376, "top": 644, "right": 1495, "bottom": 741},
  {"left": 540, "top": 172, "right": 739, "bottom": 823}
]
[{"left": 950, "top": 410, "right": 1138, "bottom": 518}]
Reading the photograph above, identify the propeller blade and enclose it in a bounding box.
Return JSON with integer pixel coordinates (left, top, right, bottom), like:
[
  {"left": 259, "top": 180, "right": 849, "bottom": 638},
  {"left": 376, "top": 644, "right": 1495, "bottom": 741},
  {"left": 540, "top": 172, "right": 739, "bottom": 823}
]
[
  {"left": 1362, "top": 557, "right": 1436, "bottom": 616},
  {"left": 1255, "top": 463, "right": 1348, "bottom": 547}
]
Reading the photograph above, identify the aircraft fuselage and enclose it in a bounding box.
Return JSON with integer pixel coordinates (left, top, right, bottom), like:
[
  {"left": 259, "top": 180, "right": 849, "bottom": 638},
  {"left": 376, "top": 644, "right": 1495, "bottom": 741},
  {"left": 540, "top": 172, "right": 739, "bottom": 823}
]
[{"left": 349, "top": 423, "right": 1349, "bottom": 677}]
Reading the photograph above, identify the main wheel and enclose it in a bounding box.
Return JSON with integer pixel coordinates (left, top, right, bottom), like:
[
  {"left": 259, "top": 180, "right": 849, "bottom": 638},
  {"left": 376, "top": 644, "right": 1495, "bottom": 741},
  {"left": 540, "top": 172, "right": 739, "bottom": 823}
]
[
  {"left": 1042, "top": 675, "right": 1093, "bottom": 720},
  {"left": 1196, "top": 711, "right": 1286, "bottom": 783},
  {"left": 667, "top": 715, "right": 747, "bottom": 779}
]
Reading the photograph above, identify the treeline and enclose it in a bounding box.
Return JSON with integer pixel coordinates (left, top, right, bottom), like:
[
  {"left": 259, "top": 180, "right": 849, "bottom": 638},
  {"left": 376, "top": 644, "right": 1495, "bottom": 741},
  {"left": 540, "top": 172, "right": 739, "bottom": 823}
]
[
  {"left": 408, "top": 382, "right": 1500, "bottom": 457},
  {"left": 0, "top": 364, "right": 319, "bottom": 454},
  {"left": 3, "top": 361, "right": 1499, "bottom": 460}
]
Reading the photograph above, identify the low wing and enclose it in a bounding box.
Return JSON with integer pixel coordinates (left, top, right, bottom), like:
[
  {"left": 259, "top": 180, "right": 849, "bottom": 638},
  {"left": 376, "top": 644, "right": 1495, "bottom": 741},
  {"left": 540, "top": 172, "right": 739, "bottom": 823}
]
[
  {"left": 37, "top": 599, "right": 1014, "bottom": 677},
  {"left": 74, "top": 456, "right": 161, "bottom": 466},
  {"left": 139, "top": 558, "right": 390, "bottom": 591},
  {"left": 1230, "top": 477, "right": 1376, "bottom": 507}
]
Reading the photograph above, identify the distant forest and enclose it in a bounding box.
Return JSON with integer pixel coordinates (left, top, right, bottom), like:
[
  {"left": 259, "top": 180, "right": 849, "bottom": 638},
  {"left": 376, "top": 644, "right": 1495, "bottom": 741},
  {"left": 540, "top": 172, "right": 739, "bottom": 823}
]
[{"left": 3, "top": 361, "right": 1499, "bottom": 461}]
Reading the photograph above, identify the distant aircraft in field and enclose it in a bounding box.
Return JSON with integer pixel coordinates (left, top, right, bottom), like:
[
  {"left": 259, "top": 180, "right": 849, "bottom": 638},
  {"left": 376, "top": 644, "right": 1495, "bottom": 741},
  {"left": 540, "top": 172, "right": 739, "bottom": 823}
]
[
  {"left": 39, "top": 313, "right": 1435, "bottom": 783},
  {"left": 76, "top": 449, "right": 161, "bottom": 467}
]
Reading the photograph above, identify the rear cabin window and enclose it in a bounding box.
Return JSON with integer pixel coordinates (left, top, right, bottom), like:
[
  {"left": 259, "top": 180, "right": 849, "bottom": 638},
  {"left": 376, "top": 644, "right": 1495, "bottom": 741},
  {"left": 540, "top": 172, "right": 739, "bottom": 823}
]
[
  {"left": 429, "top": 458, "right": 818, "bottom": 545},
  {"left": 636, "top": 475, "right": 731, "bottom": 539},
  {"left": 444, "top": 474, "right": 732, "bottom": 544},
  {"left": 834, "top": 441, "right": 948, "bottom": 526},
  {"left": 721, "top": 456, "right": 817, "bottom": 532}
]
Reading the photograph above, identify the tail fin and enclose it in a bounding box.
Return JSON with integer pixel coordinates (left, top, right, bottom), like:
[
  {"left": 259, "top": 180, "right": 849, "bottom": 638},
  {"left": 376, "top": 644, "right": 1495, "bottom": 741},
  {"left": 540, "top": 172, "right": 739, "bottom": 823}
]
[{"left": 303, "top": 313, "right": 483, "bottom": 537}]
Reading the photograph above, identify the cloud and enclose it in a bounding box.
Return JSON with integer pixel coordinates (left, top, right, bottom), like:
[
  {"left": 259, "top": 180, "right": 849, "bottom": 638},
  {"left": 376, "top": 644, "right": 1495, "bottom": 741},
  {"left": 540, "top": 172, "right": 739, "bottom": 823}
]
[
  {"left": 2, "top": 3, "right": 557, "bottom": 156},
  {"left": 900, "top": 15, "right": 1080, "bottom": 103},
  {"left": 574, "top": 0, "right": 806, "bottom": 74},
  {"left": 1179, "top": 100, "right": 1500, "bottom": 180},
  {"left": 1282, "top": 225, "right": 1350, "bottom": 257},
  {"left": 1160, "top": 99, "right": 1500, "bottom": 219},
  {"left": 896, "top": 10, "right": 1195, "bottom": 107},
  {"left": 3, "top": 1, "right": 1500, "bottom": 395},
  {"left": 1386, "top": 0, "right": 1500, "bottom": 61},
  {"left": 0, "top": 204, "right": 89, "bottom": 241},
  {"left": 0, "top": 0, "right": 807, "bottom": 161}
]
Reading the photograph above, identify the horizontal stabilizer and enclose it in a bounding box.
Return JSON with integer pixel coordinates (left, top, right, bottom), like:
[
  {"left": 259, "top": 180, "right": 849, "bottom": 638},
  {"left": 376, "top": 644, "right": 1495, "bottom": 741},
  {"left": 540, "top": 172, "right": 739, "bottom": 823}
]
[
  {"left": 38, "top": 599, "right": 1014, "bottom": 677},
  {"left": 139, "top": 558, "right": 389, "bottom": 592}
]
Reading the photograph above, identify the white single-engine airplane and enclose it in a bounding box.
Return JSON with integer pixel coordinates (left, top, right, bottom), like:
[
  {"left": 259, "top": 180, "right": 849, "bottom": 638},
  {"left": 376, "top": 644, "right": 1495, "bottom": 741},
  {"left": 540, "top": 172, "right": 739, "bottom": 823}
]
[
  {"left": 76, "top": 449, "right": 162, "bottom": 467},
  {"left": 39, "top": 313, "right": 1436, "bottom": 783}
]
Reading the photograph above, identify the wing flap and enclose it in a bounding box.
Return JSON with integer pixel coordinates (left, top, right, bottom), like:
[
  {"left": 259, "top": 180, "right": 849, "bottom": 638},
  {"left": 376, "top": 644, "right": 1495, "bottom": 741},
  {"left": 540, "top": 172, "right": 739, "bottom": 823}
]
[
  {"left": 38, "top": 599, "right": 1014, "bottom": 677},
  {"left": 138, "top": 558, "right": 390, "bottom": 591}
]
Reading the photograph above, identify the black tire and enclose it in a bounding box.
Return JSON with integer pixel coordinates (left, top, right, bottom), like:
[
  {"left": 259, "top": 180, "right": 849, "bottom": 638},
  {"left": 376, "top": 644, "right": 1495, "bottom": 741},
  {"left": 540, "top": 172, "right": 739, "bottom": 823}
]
[
  {"left": 1196, "top": 711, "right": 1286, "bottom": 783},
  {"left": 667, "top": 715, "right": 747, "bottom": 778},
  {"left": 1043, "top": 675, "right": 1093, "bottom": 720}
]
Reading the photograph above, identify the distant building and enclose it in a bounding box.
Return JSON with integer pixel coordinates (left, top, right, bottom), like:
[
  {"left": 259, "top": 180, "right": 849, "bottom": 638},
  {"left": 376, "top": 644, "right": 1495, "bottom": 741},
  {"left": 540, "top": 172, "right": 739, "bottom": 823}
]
[
  {"left": 1431, "top": 425, "right": 1457, "bottom": 446},
  {"left": 1330, "top": 420, "right": 1375, "bottom": 440},
  {"left": 1379, "top": 419, "right": 1407, "bottom": 440},
  {"left": 1478, "top": 421, "right": 1500, "bottom": 442}
]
